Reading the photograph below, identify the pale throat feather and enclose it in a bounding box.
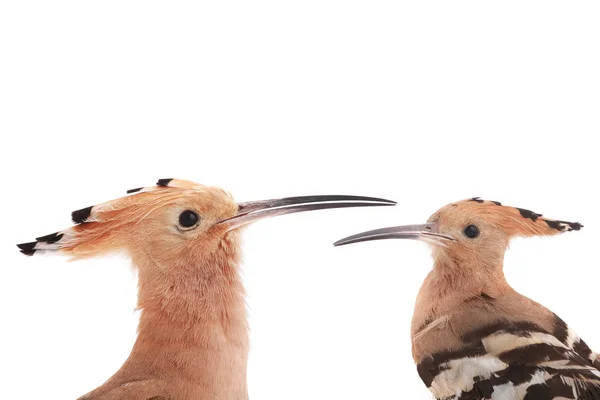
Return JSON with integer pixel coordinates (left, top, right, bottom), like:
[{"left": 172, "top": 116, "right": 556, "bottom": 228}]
[
  {"left": 411, "top": 249, "right": 511, "bottom": 341},
  {"left": 129, "top": 234, "right": 250, "bottom": 392},
  {"left": 135, "top": 232, "right": 248, "bottom": 342}
]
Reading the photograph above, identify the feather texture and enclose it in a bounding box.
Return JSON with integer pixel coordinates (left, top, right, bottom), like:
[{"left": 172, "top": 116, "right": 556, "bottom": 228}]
[{"left": 415, "top": 294, "right": 600, "bottom": 399}]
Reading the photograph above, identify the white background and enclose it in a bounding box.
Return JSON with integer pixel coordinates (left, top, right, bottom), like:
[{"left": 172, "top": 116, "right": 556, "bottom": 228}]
[{"left": 1, "top": 1, "right": 599, "bottom": 399}]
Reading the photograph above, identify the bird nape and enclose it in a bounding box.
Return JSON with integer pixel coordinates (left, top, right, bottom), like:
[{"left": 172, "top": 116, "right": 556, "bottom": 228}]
[
  {"left": 335, "top": 198, "right": 598, "bottom": 400},
  {"left": 17, "top": 178, "right": 396, "bottom": 400}
]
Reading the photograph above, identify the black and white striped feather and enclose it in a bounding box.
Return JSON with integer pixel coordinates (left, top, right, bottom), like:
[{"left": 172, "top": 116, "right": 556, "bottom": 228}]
[{"left": 418, "top": 319, "right": 600, "bottom": 399}]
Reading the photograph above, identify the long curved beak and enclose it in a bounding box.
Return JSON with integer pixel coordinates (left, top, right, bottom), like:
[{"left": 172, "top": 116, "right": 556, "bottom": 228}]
[
  {"left": 217, "top": 195, "right": 396, "bottom": 231},
  {"left": 333, "top": 223, "right": 455, "bottom": 247}
]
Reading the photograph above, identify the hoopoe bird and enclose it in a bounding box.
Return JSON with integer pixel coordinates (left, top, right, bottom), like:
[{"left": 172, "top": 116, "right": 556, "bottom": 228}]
[
  {"left": 17, "top": 178, "right": 395, "bottom": 400},
  {"left": 334, "top": 198, "right": 599, "bottom": 399}
]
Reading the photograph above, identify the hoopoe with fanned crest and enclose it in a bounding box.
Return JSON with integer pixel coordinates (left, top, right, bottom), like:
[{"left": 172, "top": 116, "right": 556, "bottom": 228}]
[
  {"left": 335, "top": 198, "right": 599, "bottom": 400},
  {"left": 17, "top": 178, "right": 395, "bottom": 400}
]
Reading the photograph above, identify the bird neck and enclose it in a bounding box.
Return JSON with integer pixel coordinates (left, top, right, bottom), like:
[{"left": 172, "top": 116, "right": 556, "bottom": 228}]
[
  {"left": 411, "top": 251, "right": 512, "bottom": 337},
  {"left": 128, "top": 236, "right": 249, "bottom": 397}
]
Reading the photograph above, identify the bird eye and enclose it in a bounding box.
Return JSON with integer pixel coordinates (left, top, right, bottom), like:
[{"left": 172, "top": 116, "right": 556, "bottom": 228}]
[
  {"left": 179, "top": 210, "right": 200, "bottom": 229},
  {"left": 464, "top": 224, "right": 480, "bottom": 238}
]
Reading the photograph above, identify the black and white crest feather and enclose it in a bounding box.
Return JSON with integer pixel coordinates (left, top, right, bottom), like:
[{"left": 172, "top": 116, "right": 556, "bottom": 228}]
[{"left": 16, "top": 178, "right": 207, "bottom": 257}]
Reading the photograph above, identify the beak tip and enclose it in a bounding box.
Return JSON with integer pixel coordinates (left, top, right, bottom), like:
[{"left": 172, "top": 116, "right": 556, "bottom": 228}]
[{"left": 333, "top": 239, "right": 351, "bottom": 247}]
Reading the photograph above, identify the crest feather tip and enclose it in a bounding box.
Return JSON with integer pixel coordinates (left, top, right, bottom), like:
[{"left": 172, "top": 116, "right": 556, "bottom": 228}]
[
  {"left": 156, "top": 178, "right": 173, "bottom": 187},
  {"left": 17, "top": 241, "right": 37, "bottom": 251},
  {"left": 72, "top": 206, "right": 93, "bottom": 224}
]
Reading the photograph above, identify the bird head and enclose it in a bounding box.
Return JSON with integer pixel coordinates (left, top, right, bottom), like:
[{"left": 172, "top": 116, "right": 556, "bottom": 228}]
[
  {"left": 335, "top": 198, "right": 582, "bottom": 267},
  {"left": 18, "top": 178, "right": 396, "bottom": 269}
]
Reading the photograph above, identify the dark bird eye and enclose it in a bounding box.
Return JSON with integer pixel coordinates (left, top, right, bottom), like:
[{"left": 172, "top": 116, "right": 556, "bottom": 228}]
[
  {"left": 464, "top": 224, "right": 480, "bottom": 238},
  {"left": 179, "top": 210, "right": 199, "bottom": 228}
]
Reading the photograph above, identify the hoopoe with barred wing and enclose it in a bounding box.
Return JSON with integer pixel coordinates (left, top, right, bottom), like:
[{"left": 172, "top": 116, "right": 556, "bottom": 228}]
[
  {"left": 335, "top": 198, "right": 598, "bottom": 400},
  {"left": 17, "top": 178, "right": 395, "bottom": 400}
]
